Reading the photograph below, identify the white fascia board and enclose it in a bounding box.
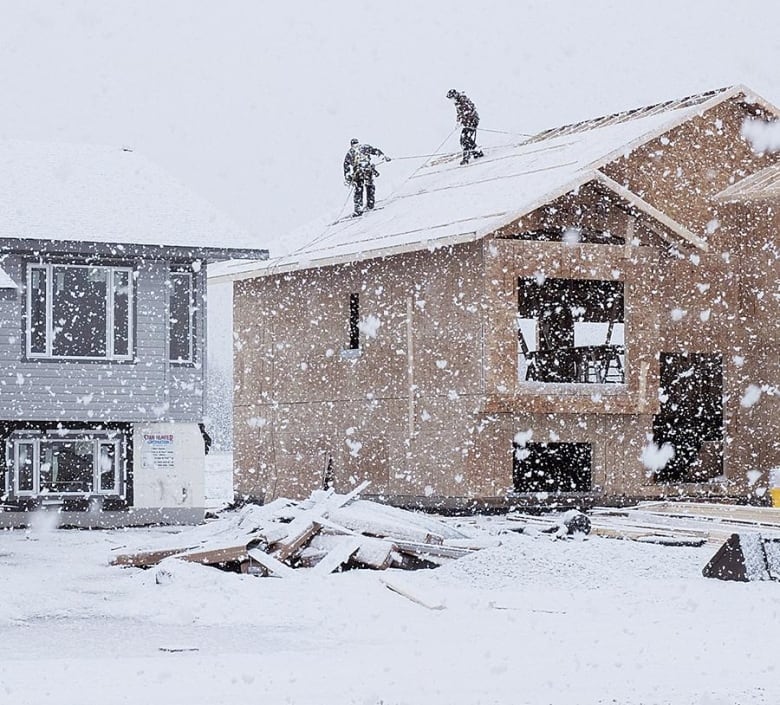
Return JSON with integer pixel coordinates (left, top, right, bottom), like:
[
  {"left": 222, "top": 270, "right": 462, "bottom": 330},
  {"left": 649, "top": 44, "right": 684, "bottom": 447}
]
[
  {"left": 596, "top": 172, "right": 709, "bottom": 251},
  {"left": 209, "top": 230, "right": 483, "bottom": 283}
]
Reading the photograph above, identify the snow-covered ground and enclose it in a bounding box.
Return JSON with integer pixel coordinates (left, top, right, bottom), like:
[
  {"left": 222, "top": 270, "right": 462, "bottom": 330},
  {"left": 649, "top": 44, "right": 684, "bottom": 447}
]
[{"left": 0, "top": 501, "right": 777, "bottom": 705}]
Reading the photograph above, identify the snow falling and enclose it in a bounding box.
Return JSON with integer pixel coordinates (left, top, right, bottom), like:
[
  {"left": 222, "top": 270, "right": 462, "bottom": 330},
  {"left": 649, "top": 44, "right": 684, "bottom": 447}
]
[{"left": 2, "top": 4, "right": 780, "bottom": 704}]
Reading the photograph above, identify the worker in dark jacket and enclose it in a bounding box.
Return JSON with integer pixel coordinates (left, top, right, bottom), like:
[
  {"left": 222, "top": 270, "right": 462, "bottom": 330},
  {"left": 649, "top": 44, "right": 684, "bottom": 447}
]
[
  {"left": 447, "top": 89, "right": 484, "bottom": 164},
  {"left": 343, "top": 138, "right": 390, "bottom": 216}
]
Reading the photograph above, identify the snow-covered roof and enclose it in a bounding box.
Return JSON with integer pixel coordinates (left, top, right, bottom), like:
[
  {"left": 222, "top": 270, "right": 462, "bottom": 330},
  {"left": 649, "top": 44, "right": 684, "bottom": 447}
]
[
  {"left": 212, "top": 86, "right": 742, "bottom": 282},
  {"left": 0, "top": 265, "right": 16, "bottom": 289},
  {"left": 0, "top": 140, "right": 265, "bottom": 258}
]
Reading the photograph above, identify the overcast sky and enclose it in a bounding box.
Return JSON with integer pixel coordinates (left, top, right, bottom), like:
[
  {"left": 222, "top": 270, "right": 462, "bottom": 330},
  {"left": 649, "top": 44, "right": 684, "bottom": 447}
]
[{"left": 1, "top": 0, "right": 778, "bottom": 363}]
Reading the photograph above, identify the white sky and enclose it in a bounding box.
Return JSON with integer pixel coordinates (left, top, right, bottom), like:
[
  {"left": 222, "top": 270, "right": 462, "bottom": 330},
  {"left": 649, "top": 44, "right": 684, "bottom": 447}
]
[{"left": 1, "top": 0, "right": 778, "bottom": 363}]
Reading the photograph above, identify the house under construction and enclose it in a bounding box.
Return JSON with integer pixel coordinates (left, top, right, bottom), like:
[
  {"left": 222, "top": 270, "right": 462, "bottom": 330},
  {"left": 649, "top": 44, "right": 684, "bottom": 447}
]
[{"left": 216, "top": 85, "right": 780, "bottom": 509}]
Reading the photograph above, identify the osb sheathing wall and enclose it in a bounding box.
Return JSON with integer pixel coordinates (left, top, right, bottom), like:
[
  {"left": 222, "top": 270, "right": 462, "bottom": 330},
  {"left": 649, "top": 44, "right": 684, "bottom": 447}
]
[
  {"left": 233, "top": 243, "right": 492, "bottom": 502},
  {"left": 600, "top": 97, "right": 780, "bottom": 493},
  {"left": 234, "top": 95, "right": 780, "bottom": 504}
]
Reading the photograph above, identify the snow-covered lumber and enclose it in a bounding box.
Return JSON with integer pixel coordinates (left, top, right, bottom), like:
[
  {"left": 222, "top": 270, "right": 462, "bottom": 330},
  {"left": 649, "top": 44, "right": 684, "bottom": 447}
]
[
  {"left": 176, "top": 540, "right": 259, "bottom": 566},
  {"left": 380, "top": 576, "right": 446, "bottom": 610},
  {"left": 111, "top": 546, "right": 196, "bottom": 567},
  {"left": 246, "top": 548, "right": 296, "bottom": 577},
  {"left": 311, "top": 537, "right": 362, "bottom": 575},
  {"left": 392, "top": 539, "right": 474, "bottom": 560}
]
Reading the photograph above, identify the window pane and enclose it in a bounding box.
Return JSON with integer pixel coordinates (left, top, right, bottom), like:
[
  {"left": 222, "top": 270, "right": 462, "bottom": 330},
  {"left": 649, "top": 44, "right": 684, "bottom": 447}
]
[
  {"left": 98, "top": 443, "right": 117, "bottom": 492},
  {"left": 113, "top": 270, "right": 130, "bottom": 357},
  {"left": 169, "top": 272, "right": 193, "bottom": 362},
  {"left": 16, "top": 442, "right": 35, "bottom": 493},
  {"left": 52, "top": 267, "right": 107, "bottom": 358},
  {"left": 40, "top": 440, "right": 94, "bottom": 493},
  {"left": 29, "top": 268, "right": 47, "bottom": 354}
]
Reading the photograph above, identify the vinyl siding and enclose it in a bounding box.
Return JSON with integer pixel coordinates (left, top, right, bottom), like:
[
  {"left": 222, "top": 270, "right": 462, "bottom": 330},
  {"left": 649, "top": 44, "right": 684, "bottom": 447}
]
[{"left": 0, "top": 251, "right": 205, "bottom": 422}]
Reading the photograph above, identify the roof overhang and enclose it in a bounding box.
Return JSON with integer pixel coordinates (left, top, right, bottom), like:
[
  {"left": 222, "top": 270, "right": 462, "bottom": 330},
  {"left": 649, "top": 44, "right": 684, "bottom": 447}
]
[
  {"left": 0, "top": 265, "right": 17, "bottom": 289},
  {"left": 0, "top": 238, "right": 268, "bottom": 263},
  {"left": 714, "top": 163, "right": 780, "bottom": 203},
  {"left": 209, "top": 230, "right": 481, "bottom": 283}
]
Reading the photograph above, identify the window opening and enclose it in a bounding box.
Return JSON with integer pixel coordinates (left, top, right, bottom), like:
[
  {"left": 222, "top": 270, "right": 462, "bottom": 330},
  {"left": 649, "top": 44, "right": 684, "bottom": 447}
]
[
  {"left": 169, "top": 270, "right": 195, "bottom": 363},
  {"left": 513, "top": 441, "right": 592, "bottom": 492},
  {"left": 349, "top": 293, "right": 360, "bottom": 350},
  {"left": 653, "top": 353, "right": 723, "bottom": 483},
  {"left": 518, "top": 277, "right": 625, "bottom": 384}
]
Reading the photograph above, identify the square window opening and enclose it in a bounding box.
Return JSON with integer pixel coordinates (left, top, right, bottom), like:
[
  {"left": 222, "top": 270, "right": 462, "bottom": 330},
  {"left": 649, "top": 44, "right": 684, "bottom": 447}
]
[
  {"left": 513, "top": 441, "right": 592, "bottom": 493},
  {"left": 518, "top": 277, "right": 625, "bottom": 384}
]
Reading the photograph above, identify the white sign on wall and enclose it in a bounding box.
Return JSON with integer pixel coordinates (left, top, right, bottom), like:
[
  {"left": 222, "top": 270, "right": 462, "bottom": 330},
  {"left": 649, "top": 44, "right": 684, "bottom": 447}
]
[{"left": 141, "top": 433, "right": 175, "bottom": 471}]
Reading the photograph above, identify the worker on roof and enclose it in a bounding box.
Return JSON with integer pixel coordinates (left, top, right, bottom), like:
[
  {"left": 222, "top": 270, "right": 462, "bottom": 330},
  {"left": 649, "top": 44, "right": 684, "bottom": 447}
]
[
  {"left": 343, "top": 138, "right": 390, "bottom": 217},
  {"left": 447, "top": 89, "right": 484, "bottom": 165}
]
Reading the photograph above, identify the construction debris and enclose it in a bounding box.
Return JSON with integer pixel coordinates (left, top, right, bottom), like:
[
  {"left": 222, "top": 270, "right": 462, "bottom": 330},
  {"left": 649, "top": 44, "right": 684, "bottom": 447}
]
[
  {"left": 111, "top": 482, "right": 478, "bottom": 576},
  {"left": 111, "top": 490, "right": 780, "bottom": 583},
  {"left": 502, "top": 502, "right": 780, "bottom": 550}
]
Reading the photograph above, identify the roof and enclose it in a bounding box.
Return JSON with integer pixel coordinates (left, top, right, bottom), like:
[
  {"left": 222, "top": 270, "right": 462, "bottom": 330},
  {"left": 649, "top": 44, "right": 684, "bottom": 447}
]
[
  {"left": 0, "top": 140, "right": 265, "bottom": 259},
  {"left": 0, "top": 265, "right": 16, "bottom": 289},
  {"left": 211, "top": 86, "right": 750, "bottom": 282},
  {"left": 715, "top": 163, "right": 780, "bottom": 202}
]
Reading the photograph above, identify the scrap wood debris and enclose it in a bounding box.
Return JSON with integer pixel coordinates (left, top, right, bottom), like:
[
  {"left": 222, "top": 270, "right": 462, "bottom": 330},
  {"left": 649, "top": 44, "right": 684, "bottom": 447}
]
[
  {"left": 111, "top": 489, "right": 780, "bottom": 584},
  {"left": 503, "top": 502, "right": 780, "bottom": 549},
  {"left": 111, "top": 481, "right": 481, "bottom": 576}
]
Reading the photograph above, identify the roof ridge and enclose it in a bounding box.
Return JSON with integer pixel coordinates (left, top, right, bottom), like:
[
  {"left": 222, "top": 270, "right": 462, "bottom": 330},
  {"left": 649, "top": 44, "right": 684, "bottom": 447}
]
[{"left": 524, "top": 86, "right": 734, "bottom": 146}]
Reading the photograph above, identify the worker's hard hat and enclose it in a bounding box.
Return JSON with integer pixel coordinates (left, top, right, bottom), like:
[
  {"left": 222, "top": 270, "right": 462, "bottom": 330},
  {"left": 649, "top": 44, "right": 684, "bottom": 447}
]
[
  {"left": 446, "top": 89, "right": 457, "bottom": 99},
  {"left": 350, "top": 138, "right": 359, "bottom": 145}
]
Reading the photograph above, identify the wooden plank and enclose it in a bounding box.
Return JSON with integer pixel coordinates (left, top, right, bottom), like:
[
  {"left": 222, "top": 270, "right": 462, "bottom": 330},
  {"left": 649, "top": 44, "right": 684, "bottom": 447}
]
[
  {"left": 274, "top": 521, "right": 322, "bottom": 561},
  {"left": 327, "top": 508, "right": 444, "bottom": 544},
  {"left": 392, "top": 539, "right": 472, "bottom": 560},
  {"left": 177, "top": 543, "right": 253, "bottom": 566},
  {"left": 308, "top": 532, "right": 394, "bottom": 570},
  {"left": 312, "top": 538, "right": 362, "bottom": 575},
  {"left": 246, "top": 548, "right": 296, "bottom": 577},
  {"left": 380, "top": 576, "right": 446, "bottom": 610},
  {"left": 639, "top": 505, "right": 780, "bottom": 527},
  {"left": 111, "top": 546, "right": 193, "bottom": 567},
  {"left": 354, "top": 537, "right": 395, "bottom": 570},
  {"left": 590, "top": 526, "right": 707, "bottom": 545},
  {"left": 328, "top": 480, "right": 371, "bottom": 510}
]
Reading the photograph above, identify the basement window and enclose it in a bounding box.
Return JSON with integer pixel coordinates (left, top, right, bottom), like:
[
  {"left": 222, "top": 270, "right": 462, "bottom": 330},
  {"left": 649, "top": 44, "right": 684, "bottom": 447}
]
[
  {"left": 5, "top": 429, "right": 125, "bottom": 498},
  {"left": 517, "top": 277, "right": 625, "bottom": 384},
  {"left": 513, "top": 441, "right": 592, "bottom": 493}
]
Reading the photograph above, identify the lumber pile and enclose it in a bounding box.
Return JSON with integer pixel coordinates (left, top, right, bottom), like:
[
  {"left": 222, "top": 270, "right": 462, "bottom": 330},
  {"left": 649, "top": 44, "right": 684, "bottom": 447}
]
[
  {"left": 111, "top": 481, "right": 481, "bottom": 576},
  {"left": 503, "top": 502, "right": 780, "bottom": 548}
]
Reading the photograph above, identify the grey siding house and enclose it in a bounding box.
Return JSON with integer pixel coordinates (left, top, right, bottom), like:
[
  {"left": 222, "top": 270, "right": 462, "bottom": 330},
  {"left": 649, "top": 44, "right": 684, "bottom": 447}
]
[{"left": 0, "top": 140, "right": 265, "bottom": 526}]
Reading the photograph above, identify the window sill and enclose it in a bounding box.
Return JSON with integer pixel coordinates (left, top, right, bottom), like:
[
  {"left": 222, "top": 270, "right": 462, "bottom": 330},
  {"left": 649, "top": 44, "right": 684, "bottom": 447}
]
[{"left": 24, "top": 356, "right": 137, "bottom": 365}]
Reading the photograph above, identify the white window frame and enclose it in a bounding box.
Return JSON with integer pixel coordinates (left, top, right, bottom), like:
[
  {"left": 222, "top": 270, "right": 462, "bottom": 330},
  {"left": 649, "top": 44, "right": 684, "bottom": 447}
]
[
  {"left": 12, "top": 439, "right": 37, "bottom": 496},
  {"left": 25, "top": 263, "right": 135, "bottom": 361},
  {"left": 169, "top": 269, "right": 195, "bottom": 364},
  {"left": 5, "top": 430, "right": 125, "bottom": 498}
]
